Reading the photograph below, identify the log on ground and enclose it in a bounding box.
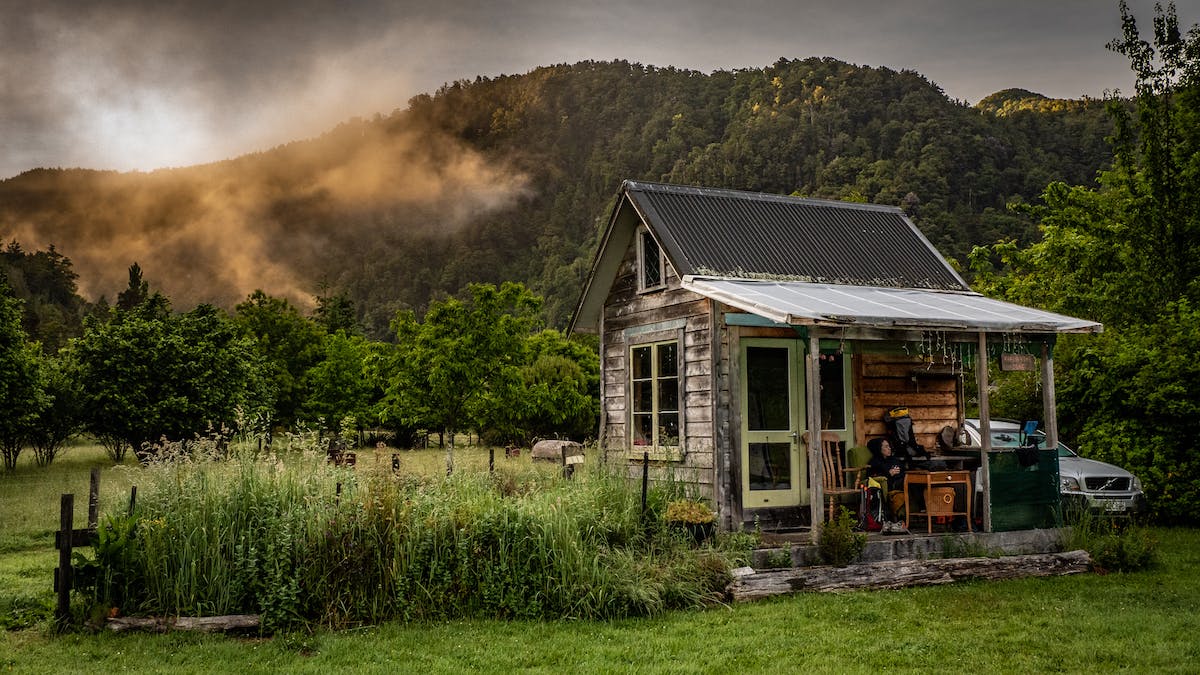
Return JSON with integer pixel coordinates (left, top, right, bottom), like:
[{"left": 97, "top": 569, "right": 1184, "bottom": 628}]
[
  {"left": 105, "top": 614, "right": 261, "bottom": 633},
  {"left": 728, "top": 549, "right": 1091, "bottom": 601}
]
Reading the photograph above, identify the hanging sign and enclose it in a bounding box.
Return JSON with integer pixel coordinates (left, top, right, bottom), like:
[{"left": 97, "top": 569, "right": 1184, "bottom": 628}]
[{"left": 1000, "top": 353, "right": 1036, "bottom": 371}]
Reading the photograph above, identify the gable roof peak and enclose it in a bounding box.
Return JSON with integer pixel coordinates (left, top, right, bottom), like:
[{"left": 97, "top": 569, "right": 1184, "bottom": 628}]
[
  {"left": 568, "top": 180, "right": 969, "bottom": 334},
  {"left": 622, "top": 179, "right": 904, "bottom": 215},
  {"left": 619, "top": 180, "right": 966, "bottom": 292}
]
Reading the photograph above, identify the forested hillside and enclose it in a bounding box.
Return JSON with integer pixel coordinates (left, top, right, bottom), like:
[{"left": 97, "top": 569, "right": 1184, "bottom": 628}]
[{"left": 0, "top": 57, "right": 1115, "bottom": 337}]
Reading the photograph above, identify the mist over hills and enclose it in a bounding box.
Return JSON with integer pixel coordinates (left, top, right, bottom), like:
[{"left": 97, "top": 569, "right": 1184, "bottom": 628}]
[{"left": 0, "top": 57, "right": 1116, "bottom": 337}]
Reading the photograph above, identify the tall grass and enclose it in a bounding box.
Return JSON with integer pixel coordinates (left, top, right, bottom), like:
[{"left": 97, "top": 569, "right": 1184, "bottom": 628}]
[
  {"left": 1064, "top": 506, "right": 1159, "bottom": 573},
  {"left": 75, "top": 433, "right": 744, "bottom": 630}
]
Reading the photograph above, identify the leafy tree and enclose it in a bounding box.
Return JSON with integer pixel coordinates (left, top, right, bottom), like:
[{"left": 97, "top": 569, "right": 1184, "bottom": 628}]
[
  {"left": 234, "top": 290, "right": 324, "bottom": 427},
  {"left": 1105, "top": 0, "right": 1200, "bottom": 310},
  {"left": 303, "top": 331, "right": 378, "bottom": 434},
  {"left": 381, "top": 282, "right": 540, "bottom": 459},
  {"left": 1055, "top": 300, "right": 1200, "bottom": 522},
  {"left": 0, "top": 275, "right": 44, "bottom": 470},
  {"left": 28, "top": 351, "right": 86, "bottom": 467},
  {"left": 75, "top": 297, "right": 268, "bottom": 461},
  {"left": 970, "top": 2, "right": 1200, "bottom": 523},
  {"left": 379, "top": 287, "right": 600, "bottom": 449},
  {"left": 501, "top": 329, "right": 598, "bottom": 443}
]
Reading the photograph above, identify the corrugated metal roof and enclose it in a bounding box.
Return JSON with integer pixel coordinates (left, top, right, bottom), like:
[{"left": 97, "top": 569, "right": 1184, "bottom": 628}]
[
  {"left": 682, "top": 277, "right": 1103, "bottom": 334},
  {"left": 624, "top": 181, "right": 967, "bottom": 291}
]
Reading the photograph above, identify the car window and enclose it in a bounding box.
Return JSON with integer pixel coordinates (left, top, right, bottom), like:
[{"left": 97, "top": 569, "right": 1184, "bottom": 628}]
[
  {"left": 982, "top": 429, "right": 1076, "bottom": 454},
  {"left": 966, "top": 424, "right": 1080, "bottom": 457},
  {"left": 988, "top": 432, "right": 1023, "bottom": 447}
]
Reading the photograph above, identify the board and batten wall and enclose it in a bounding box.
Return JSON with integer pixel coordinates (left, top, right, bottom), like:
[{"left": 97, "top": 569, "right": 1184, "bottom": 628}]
[
  {"left": 854, "top": 352, "right": 963, "bottom": 449},
  {"left": 599, "top": 242, "right": 717, "bottom": 499}
]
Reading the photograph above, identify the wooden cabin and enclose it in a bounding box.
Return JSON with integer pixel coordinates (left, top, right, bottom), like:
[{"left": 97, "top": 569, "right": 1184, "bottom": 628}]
[{"left": 568, "top": 181, "right": 1101, "bottom": 537}]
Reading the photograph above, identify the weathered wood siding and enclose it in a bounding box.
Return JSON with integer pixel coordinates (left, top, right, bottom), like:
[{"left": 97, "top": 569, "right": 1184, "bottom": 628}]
[
  {"left": 854, "top": 353, "right": 962, "bottom": 449},
  {"left": 601, "top": 241, "right": 716, "bottom": 498}
]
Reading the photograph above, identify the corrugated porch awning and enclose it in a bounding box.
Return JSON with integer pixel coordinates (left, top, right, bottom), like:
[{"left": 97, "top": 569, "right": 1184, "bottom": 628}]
[{"left": 681, "top": 276, "right": 1102, "bottom": 334}]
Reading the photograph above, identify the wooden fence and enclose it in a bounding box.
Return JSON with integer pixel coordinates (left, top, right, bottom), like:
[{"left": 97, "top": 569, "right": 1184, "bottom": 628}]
[{"left": 53, "top": 469, "right": 137, "bottom": 632}]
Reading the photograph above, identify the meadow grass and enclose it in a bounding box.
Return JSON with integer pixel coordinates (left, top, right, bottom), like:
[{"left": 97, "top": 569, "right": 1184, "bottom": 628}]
[
  {"left": 2, "top": 528, "right": 1198, "bottom": 673},
  {"left": 0, "top": 442, "right": 140, "bottom": 628},
  {"left": 3, "top": 444, "right": 1199, "bottom": 672},
  {"left": 4, "top": 436, "right": 742, "bottom": 631}
]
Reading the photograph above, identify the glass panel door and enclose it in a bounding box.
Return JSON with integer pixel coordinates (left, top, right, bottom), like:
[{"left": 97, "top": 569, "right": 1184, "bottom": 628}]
[
  {"left": 741, "top": 339, "right": 806, "bottom": 508},
  {"left": 818, "top": 351, "right": 853, "bottom": 445}
]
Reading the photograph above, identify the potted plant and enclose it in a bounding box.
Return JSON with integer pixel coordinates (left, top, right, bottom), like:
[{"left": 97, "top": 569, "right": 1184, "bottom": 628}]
[{"left": 664, "top": 499, "right": 716, "bottom": 543}]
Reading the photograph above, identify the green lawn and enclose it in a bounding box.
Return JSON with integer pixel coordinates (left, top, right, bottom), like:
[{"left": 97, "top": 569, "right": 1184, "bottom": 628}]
[{"left": 3, "top": 446, "right": 1198, "bottom": 673}]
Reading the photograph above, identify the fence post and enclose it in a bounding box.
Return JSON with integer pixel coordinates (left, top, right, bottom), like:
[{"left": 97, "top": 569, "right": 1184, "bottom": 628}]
[
  {"left": 127, "top": 485, "right": 138, "bottom": 516},
  {"left": 489, "top": 447, "right": 495, "bottom": 473},
  {"left": 55, "top": 493, "right": 73, "bottom": 632},
  {"left": 641, "top": 451, "right": 650, "bottom": 517},
  {"left": 88, "top": 468, "right": 100, "bottom": 529}
]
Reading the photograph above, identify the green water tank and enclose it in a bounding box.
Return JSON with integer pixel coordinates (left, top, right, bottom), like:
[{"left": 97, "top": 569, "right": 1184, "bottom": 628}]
[{"left": 987, "top": 448, "right": 1061, "bottom": 532}]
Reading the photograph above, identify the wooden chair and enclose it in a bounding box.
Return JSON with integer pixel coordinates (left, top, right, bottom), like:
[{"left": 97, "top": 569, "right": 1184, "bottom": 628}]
[{"left": 821, "top": 439, "right": 861, "bottom": 521}]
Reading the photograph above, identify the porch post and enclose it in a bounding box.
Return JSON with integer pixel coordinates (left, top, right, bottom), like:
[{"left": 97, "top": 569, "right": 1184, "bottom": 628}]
[
  {"left": 709, "top": 299, "right": 728, "bottom": 529},
  {"left": 977, "top": 332, "right": 993, "bottom": 532},
  {"left": 807, "top": 334, "right": 823, "bottom": 543},
  {"left": 1041, "top": 341, "right": 1058, "bottom": 451}
]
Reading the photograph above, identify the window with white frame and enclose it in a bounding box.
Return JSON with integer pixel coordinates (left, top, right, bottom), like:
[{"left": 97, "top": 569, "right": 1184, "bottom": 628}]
[
  {"left": 638, "top": 229, "right": 666, "bottom": 291},
  {"left": 630, "top": 340, "right": 680, "bottom": 450}
]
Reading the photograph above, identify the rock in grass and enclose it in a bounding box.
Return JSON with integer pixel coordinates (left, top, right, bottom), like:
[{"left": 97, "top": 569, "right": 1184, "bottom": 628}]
[{"left": 531, "top": 440, "right": 583, "bottom": 462}]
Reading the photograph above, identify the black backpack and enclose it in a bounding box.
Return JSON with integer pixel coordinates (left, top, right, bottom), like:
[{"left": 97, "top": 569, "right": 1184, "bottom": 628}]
[{"left": 884, "top": 407, "right": 928, "bottom": 464}]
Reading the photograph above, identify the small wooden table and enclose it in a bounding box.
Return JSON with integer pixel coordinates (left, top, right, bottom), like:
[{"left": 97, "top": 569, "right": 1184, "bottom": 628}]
[{"left": 904, "top": 470, "right": 973, "bottom": 533}]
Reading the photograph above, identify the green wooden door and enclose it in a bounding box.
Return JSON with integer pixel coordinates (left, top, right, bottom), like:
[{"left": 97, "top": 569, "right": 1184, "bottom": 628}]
[{"left": 740, "top": 339, "right": 807, "bottom": 508}]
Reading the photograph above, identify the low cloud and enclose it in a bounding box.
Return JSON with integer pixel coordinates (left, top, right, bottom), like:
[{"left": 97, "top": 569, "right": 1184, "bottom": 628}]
[{"left": 2, "top": 117, "right": 531, "bottom": 309}]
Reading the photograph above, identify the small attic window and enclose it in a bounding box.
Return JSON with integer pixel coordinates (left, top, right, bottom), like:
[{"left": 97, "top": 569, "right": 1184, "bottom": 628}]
[{"left": 638, "top": 229, "right": 665, "bottom": 291}]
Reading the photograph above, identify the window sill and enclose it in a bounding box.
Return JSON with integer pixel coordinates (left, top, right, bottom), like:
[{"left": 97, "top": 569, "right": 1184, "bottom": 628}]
[{"left": 627, "top": 446, "right": 685, "bottom": 462}]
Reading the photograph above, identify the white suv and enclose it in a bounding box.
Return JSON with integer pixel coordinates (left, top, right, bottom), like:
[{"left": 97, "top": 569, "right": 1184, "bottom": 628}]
[{"left": 963, "top": 419, "right": 1146, "bottom": 516}]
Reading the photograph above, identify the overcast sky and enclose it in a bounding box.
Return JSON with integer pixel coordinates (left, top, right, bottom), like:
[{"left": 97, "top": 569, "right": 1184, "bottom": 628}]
[{"left": 0, "top": 0, "right": 1191, "bottom": 180}]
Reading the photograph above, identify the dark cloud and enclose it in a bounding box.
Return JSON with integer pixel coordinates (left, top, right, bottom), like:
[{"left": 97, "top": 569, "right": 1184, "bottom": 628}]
[{"left": 0, "top": 0, "right": 1183, "bottom": 179}]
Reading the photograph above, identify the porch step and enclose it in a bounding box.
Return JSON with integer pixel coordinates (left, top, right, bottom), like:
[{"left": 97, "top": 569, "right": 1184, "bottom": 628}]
[{"left": 752, "top": 527, "right": 1068, "bottom": 568}]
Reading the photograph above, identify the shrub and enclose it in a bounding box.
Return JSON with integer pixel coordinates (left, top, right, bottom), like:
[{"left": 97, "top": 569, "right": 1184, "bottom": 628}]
[
  {"left": 664, "top": 499, "right": 715, "bottom": 524},
  {"left": 1089, "top": 529, "right": 1159, "bottom": 573},
  {"left": 1066, "top": 509, "right": 1159, "bottom": 573},
  {"left": 818, "top": 507, "right": 866, "bottom": 567},
  {"left": 762, "top": 545, "right": 794, "bottom": 570}
]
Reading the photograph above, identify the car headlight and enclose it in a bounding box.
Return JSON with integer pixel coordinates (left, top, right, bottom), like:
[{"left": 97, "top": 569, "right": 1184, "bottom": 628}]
[
  {"left": 1061, "top": 476, "right": 1080, "bottom": 491},
  {"left": 1132, "top": 476, "right": 1142, "bottom": 492}
]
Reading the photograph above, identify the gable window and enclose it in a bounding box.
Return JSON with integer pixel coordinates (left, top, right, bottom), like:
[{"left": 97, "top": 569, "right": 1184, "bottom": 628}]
[
  {"left": 630, "top": 340, "right": 680, "bottom": 452},
  {"left": 638, "top": 230, "right": 666, "bottom": 291}
]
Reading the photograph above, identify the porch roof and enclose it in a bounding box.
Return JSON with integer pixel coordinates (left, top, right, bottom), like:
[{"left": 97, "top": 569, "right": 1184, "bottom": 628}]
[{"left": 681, "top": 276, "right": 1103, "bottom": 334}]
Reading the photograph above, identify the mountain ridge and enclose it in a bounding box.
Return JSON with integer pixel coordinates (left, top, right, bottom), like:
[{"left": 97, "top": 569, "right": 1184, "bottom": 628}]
[{"left": 0, "top": 57, "right": 1117, "bottom": 337}]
